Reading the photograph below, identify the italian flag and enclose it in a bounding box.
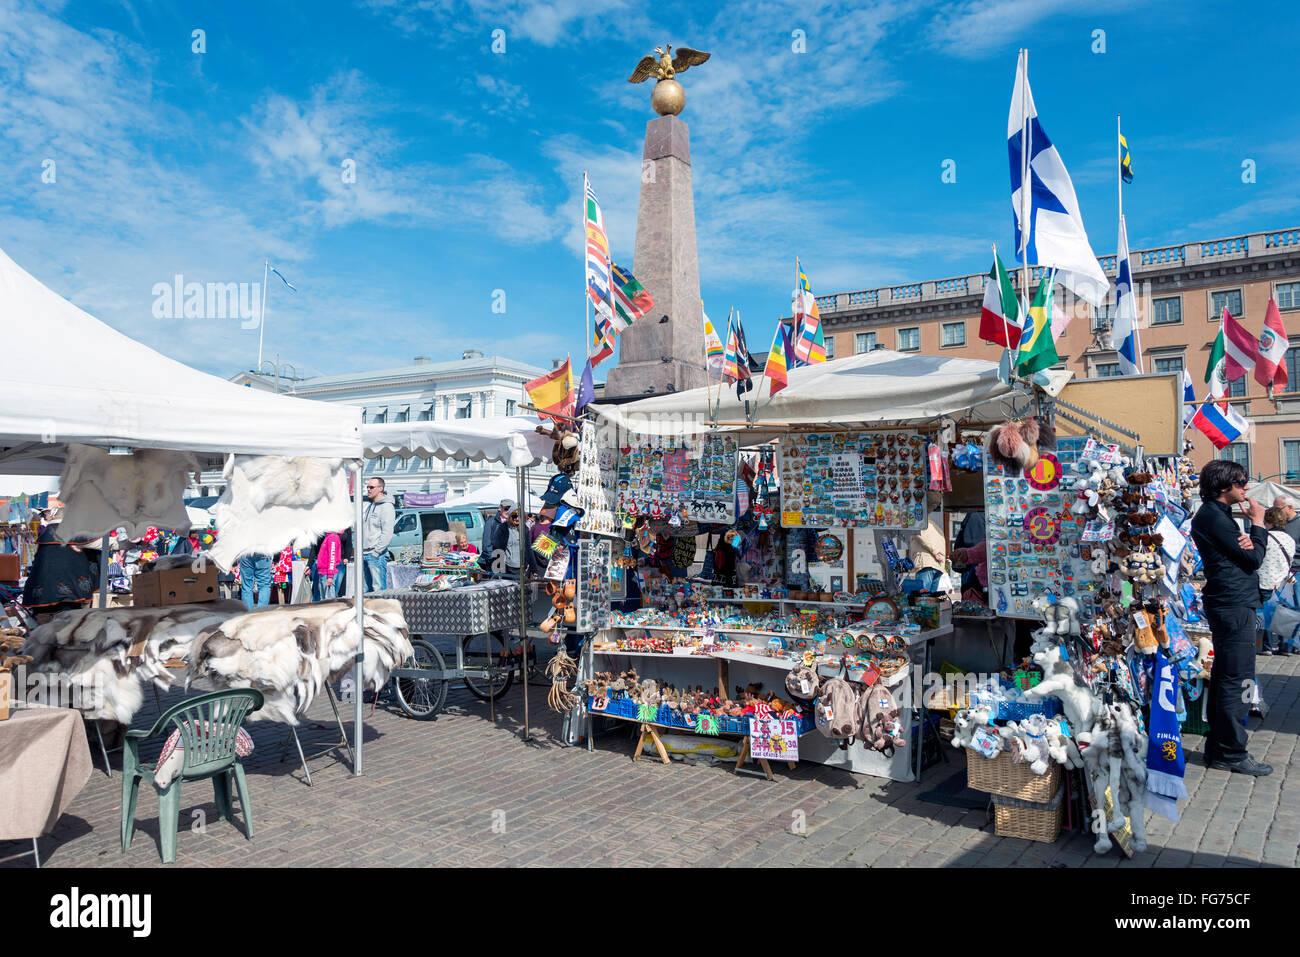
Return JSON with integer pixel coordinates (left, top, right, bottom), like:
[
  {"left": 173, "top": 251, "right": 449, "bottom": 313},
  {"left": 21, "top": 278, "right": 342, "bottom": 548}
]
[{"left": 979, "top": 253, "right": 1021, "bottom": 349}]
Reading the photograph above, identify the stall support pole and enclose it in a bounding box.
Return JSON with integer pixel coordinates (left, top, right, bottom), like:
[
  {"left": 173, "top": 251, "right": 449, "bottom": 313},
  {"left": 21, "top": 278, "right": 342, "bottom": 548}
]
[
  {"left": 518, "top": 465, "right": 531, "bottom": 742},
  {"left": 97, "top": 534, "right": 109, "bottom": 609},
  {"left": 352, "top": 459, "right": 365, "bottom": 775}
]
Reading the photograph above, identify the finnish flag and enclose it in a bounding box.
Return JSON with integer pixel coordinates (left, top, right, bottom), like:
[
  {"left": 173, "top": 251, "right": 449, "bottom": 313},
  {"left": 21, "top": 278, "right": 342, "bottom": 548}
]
[
  {"left": 1008, "top": 50, "right": 1109, "bottom": 309},
  {"left": 1110, "top": 214, "right": 1142, "bottom": 375}
]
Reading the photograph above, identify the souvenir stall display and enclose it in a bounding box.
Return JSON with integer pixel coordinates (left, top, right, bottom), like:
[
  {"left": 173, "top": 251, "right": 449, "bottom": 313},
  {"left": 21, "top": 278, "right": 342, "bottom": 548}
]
[
  {"left": 950, "top": 411, "right": 1201, "bottom": 854},
  {"left": 779, "top": 430, "right": 928, "bottom": 529},
  {"left": 617, "top": 433, "right": 738, "bottom": 524},
  {"left": 574, "top": 420, "right": 620, "bottom": 538}
]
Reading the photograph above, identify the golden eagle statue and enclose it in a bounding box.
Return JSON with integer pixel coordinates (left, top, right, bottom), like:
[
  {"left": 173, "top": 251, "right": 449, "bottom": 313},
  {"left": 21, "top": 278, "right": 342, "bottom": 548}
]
[{"left": 627, "top": 43, "right": 711, "bottom": 116}]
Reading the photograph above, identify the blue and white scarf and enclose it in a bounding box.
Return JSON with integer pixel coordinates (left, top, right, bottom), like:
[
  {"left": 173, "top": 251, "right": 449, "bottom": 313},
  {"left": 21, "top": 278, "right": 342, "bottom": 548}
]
[{"left": 1145, "top": 644, "right": 1189, "bottom": 822}]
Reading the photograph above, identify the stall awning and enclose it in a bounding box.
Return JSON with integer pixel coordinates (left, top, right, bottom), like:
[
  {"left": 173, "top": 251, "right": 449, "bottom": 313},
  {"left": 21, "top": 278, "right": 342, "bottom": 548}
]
[
  {"left": 590, "top": 350, "right": 1071, "bottom": 437},
  {"left": 363, "top": 416, "right": 553, "bottom": 468}
]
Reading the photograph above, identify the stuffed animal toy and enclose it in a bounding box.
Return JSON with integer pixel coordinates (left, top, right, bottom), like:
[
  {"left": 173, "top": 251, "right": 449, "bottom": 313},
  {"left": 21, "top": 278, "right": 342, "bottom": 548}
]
[
  {"left": 858, "top": 681, "right": 906, "bottom": 755},
  {"left": 1078, "top": 702, "right": 1149, "bottom": 854},
  {"left": 986, "top": 418, "right": 1040, "bottom": 476},
  {"left": 1192, "top": 635, "right": 1213, "bottom": 679},
  {"left": 536, "top": 424, "right": 580, "bottom": 475},
  {"left": 1024, "top": 642, "right": 1100, "bottom": 735},
  {"left": 1008, "top": 720, "right": 1053, "bottom": 775},
  {"left": 951, "top": 705, "right": 994, "bottom": 750}
]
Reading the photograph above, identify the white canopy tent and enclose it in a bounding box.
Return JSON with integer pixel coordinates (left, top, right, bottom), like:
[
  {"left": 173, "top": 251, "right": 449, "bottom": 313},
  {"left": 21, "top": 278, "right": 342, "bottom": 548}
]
[
  {"left": 590, "top": 349, "right": 1071, "bottom": 437},
  {"left": 0, "top": 244, "right": 377, "bottom": 772},
  {"left": 439, "top": 473, "right": 543, "bottom": 512},
  {"left": 1247, "top": 480, "right": 1300, "bottom": 508},
  {"left": 362, "top": 415, "right": 554, "bottom": 739},
  {"left": 363, "top": 415, "right": 552, "bottom": 469},
  {"left": 0, "top": 246, "right": 363, "bottom": 475}
]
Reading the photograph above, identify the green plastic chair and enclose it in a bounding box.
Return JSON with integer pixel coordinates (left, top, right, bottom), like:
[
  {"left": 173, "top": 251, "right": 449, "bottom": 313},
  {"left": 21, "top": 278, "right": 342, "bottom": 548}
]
[{"left": 120, "top": 688, "right": 264, "bottom": 863}]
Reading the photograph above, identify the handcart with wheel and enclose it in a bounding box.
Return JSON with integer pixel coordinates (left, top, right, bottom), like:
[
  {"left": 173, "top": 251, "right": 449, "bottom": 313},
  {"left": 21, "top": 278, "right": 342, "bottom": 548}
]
[{"left": 373, "top": 580, "right": 530, "bottom": 720}]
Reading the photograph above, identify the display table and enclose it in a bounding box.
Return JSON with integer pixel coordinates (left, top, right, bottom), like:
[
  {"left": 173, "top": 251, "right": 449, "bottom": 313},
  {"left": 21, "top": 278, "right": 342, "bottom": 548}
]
[
  {"left": 386, "top": 564, "right": 423, "bottom": 590},
  {"left": 584, "top": 623, "right": 952, "bottom": 782},
  {"left": 373, "top": 580, "right": 521, "bottom": 636},
  {"left": 0, "top": 706, "right": 92, "bottom": 862}
]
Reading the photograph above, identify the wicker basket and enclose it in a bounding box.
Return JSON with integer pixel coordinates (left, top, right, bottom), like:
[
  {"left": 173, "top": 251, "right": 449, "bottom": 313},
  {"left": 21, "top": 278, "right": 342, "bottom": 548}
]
[
  {"left": 965, "top": 749, "right": 1062, "bottom": 802},
  {"left": 992, "top": 795, "right": 1064, "bottom": 843}
]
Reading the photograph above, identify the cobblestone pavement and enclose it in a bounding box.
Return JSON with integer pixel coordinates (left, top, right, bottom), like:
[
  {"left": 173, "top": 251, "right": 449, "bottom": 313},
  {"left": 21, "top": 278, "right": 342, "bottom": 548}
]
[{"left": 4, "top": 642, "right": 1296, "bottom": 868}]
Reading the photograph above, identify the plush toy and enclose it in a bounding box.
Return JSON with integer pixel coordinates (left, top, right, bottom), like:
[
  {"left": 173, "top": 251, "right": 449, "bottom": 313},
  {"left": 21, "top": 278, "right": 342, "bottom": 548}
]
[
  {"left": 986, "top": 418, "right": 1041, "bottom": 476},
  {"left": 1078, "top": 702, "right": 1149, "bottom": 854},
  {"left": 536, "top": 423, "right": 580, "bottom": 475},
  {"left": 951, "top": 705, "right": 994, "bottom": 750},
  {"left": 1024, "top": 643, "right": 1100, "bottom": 735},
  {"left": 1192, "top": 635, "right": 1214, "bottom": 680},
  {"left": 858, "top": 682, "right": 906, "bottom": 755}
]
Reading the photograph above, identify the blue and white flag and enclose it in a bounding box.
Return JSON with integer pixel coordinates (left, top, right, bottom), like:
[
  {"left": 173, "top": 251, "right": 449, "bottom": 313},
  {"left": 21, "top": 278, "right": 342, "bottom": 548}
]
[
  {"left": 575, "top": 358, "right": 595, "bottom": 413},
  {"left": 270, "top": 266, "right": 297, "bottom": 292},
  {"left": 1110, "top": 214, "right": 1142, "bottom": 374},
  {"left": 1181, "top": 370, "right": 1196, "bottom": 426},
  {"left": 1146, "top": 645, "right": 1189, "bottom": 822},
  {"left": 1007, "top": 50, "right": 1108, "bottom": 309}
]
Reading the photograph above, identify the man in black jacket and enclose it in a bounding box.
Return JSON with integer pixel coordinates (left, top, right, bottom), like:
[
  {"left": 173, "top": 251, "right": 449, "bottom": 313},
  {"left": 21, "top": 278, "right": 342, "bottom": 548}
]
[{"left": 1190, "top": 459, "right": 1271, "bottom": 775}]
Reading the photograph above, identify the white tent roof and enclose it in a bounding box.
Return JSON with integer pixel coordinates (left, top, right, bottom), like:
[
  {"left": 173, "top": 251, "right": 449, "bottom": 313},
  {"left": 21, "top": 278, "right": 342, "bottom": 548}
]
[
  {"left": 591, "top": 349, "right": 1071, "bottom": 437},
  {"left": 363, "top": 416, "right": 553, "bottom": 468},
  {"left": 1247, "top": 480, "right": 1300, "bottom": 507},
  {"left": 440, "top": 472, "right": 542, "bottom": 511},
  {"left": 0, "top": 246, "right": 363, "bottom": 474}
]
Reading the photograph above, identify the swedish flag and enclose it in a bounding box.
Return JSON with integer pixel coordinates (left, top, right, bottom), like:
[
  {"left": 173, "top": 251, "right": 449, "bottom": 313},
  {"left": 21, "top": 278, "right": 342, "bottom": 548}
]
[{"left": 1120, "top": 133, "right": 1134, "bottom": 183}]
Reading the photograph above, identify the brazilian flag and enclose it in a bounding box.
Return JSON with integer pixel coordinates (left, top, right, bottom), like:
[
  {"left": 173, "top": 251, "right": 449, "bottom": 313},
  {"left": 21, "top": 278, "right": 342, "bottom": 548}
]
[{"left": 1017, "top": 272, "right": 1060, "bottom": 376}]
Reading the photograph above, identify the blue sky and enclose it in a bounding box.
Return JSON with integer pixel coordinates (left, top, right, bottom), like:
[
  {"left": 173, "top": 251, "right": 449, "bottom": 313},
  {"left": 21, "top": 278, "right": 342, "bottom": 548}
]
[{"left": 3, "top": 0, "right": 1298, "bottom": 380}]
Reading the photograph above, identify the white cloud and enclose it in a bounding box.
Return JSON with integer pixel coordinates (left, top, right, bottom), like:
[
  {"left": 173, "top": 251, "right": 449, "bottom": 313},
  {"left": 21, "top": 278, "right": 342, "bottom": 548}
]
[{"left": 925, "top": 0, "right": 1142, "bottom": 60}]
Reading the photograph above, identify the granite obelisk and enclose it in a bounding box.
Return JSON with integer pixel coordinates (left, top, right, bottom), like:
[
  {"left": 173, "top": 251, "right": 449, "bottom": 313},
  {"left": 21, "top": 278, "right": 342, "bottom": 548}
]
[{"left": 605, "top": 44, "right": 711, "bottom": 398}]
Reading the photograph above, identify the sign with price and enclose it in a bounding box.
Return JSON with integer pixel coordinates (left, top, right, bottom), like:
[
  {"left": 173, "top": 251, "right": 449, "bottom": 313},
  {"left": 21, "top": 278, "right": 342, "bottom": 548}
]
[{"left": 749, "top": 717, "right": 799, "bottom": 762}]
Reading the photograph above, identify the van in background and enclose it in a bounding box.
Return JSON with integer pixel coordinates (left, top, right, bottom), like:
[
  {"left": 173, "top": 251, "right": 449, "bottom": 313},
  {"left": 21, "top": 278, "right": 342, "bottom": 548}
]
[{"left": 388, "top": 507, "right": 486, "bottom": 563}]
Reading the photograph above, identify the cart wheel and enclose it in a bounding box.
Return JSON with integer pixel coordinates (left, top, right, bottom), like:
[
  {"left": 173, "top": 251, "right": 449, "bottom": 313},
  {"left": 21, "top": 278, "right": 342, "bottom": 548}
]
[
  {"left": 461, "top": 632, "right": 515, "bottom": 700},
  {"left": 393, "top": 640, "right": 449, "bottom": 719}
]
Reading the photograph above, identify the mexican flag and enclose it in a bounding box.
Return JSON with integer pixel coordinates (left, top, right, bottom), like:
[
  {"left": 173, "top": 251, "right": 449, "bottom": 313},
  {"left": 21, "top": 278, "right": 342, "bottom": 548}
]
[
  {"left": 1205, "top": 327, "right": 1228, "bottom": 401},
  {"left": 1016, "top": 272, "right": 1059, "bottom": 376},
  {"left": 979, "top": 253, "right": 1021, "bottom": 349}
]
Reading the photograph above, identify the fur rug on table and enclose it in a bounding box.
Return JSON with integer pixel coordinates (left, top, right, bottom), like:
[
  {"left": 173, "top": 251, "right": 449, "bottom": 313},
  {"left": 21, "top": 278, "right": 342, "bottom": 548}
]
[
  {"left": 21, "top": 600, "right": 248, "bottom": 724},
  {"left": 208, "top": 455, "right": 353, "bottom": 571},
  {"left": 57, "top": 444, "right": 198, "bottom": 541},
  {"left": 187, "top": 599, "right": 412, "bottom": 725}
]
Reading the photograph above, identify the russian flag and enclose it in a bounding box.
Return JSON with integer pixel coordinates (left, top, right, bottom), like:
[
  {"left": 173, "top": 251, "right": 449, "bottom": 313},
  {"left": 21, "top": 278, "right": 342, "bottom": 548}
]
[{"left": 1190, "top": 399, "right": 1251, "bottom": 450}]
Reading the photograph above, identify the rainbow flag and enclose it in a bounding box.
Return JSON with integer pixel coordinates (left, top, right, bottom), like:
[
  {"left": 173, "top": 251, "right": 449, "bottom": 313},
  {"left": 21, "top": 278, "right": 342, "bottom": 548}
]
[
  {"left": 723, "top": 310, "right": 752, "bottom": 396},
  {"left": 792, "top": 260, "right": 825, "bottom": 365},
  {"left": 702, "top": 303, "right": 725, "bottom": 375},
  {"left": 525, "top": 358, "right": 575, "bottom": 423},
  {"left": 584, "top": 177, "right": 615, "bottom": 329},
  {"left": 764, "top": 322, "right": 793, "bottom": 397}
]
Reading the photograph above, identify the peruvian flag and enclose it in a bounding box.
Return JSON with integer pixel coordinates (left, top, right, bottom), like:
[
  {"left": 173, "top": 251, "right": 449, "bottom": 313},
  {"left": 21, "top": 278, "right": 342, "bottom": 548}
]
[
  {"left": 1254, "top": 296, "right": 1289, "bottom": 391},
  {"left": 1221, "top": 307, "right": 1258, "bottom": 381},
  {"left": 1191, "top": 399, "right": 1251, "bottom": 450}
]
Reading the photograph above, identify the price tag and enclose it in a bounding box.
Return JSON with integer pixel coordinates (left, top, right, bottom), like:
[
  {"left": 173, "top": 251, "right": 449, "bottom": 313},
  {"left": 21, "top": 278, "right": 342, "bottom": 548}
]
[
  {"left": 749, "top": 717, "right": 799, "bottom": 762},
  {"left": 590, "top": 696, "right": 608, "bottom": 712}
]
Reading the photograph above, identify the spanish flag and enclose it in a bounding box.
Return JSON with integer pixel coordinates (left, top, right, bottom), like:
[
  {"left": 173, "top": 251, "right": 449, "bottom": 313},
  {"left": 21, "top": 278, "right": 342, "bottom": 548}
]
[
  {"left": 1016, "top": 271, "right": 1059, "bottom": 376},
  {"left": 525, "top": 358, "right": 575, "bottom": 423},
  {"left": 764, "top": 321, "right": 793, "bottom": 397}
]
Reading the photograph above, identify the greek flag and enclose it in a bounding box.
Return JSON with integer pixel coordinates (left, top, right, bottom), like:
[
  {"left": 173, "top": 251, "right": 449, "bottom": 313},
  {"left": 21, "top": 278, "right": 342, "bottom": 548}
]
[
  {"left": 1008, "top": 50, "right": 1108, "bottom": 309},
  {"left": 1110, "top": 214, "right": 1142, "bottom": 375}
]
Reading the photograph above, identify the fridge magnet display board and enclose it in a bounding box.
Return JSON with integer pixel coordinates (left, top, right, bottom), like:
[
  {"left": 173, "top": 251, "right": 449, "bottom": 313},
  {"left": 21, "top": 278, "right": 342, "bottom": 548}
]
[
  {"left": 779, "top": 431, "right": 928, "bottom": 529},
  {"left": 616, "top": 433, "right": 738, "bottom": 523}
]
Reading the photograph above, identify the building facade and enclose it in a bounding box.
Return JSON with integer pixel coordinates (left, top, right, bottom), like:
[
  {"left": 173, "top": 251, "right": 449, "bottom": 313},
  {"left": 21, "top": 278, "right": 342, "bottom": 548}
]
[
  {"left": 217, "top": 351, "right": 554, "bottom": 503},
  {"left": 809, "top": 228, "right": 1300, "bottom": 481}
]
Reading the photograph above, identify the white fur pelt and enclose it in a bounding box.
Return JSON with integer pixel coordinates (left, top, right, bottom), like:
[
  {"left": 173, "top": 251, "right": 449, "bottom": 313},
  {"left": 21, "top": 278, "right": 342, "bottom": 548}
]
[
  {"left": 1023, "top": 642, "right": 1100, "bottom": 735},
  {"left": 1078, "top": 702, "right": 1149, "bottom": 854},
  {"left": 57, "top": 444, "right": 198, "bottom": 541},
  {"left": 207, "top": 455, "right": 353, "bottom": 572},
  {"left": 187, "top": 599, "right": 412, "bottom": 725},
  {"left": 21, "top": 600, "right": 248, "bottom": 724}
]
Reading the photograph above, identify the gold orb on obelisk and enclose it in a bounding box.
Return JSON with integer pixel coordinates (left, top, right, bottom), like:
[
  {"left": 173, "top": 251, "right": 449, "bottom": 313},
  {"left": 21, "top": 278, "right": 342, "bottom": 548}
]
[{"left": 628, "top": 43, "right": 710, "bottom": 116}]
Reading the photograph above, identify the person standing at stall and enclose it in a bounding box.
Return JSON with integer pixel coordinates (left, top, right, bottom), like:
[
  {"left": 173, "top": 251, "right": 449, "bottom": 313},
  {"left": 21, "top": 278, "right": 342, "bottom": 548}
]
[
  {"left": 1257, "top": 506, "right": 1296, "bottom": 656},
  {"left": 1190, "top": 459, "right": 1271, "bottom": 776},
  {"left": 363, "top": 478, "right": 395, "bottom": 592}
]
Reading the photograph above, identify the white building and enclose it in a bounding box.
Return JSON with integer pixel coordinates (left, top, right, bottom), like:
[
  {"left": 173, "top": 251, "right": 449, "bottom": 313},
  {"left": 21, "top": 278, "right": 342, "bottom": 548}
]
[{"left": 218, "top": 350, "right": 556, "bottom": 503}]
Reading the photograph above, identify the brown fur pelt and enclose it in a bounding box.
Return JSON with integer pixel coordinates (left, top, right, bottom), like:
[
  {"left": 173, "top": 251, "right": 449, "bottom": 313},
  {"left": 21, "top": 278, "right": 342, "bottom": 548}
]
[
  {"left": 986, "top": 418, "right": 1040, "bottom": 476},
  {"left": 187, "top": 599, "right": 412, "bottom": 725},
  {"left": 21, "top": 600, "right": 248, "bottom": 724}
]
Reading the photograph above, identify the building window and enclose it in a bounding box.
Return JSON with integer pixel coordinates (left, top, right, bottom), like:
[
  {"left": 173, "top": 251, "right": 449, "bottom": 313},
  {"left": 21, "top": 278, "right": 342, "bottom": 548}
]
[
  {"left": 1153, "top": 356, "right": 1184, "bottom": 374},
  {"left": 374, "top": 456, "right": 387, "bottom": 470},
  {"left": 505, "top": 399, "right": 516, "bottom": 416},
  {"left": 1151, "top": 296, "right": 1182, "bottom": 325},
  {"left": 455, "top": 458, "right": 470, "bottom": 470},
  {"left": 1284, "top": 343, "right": 1300, "bottom": 394},
  {"left": 855, "top": 332, "right": 876, "bottom": 354},
  {"left": 824, "top": 337, "right": 835, "bottom": 359},
  {"left": 1211, "top": 289, "right": 1244, "bottom": 319},
  {"left": 373, "top": 410, "right": 387, "bottom": 424},
  {"left": 1229, "top": 375, "right": 1247, "bottom": 398},
  {"left": 1092, "top": 304, "right": 1113, "bottom": 332},
  {"left": 1094, "top": 362, "right": 1121, "bottom": 378},
  {"left": 399, "top": 456, "right": 409, "bottom": 469},
  {"left": 456, "top": 395, "right": 472, "bottom": 419},
  {"left": 1285, "top": 441, "right": 1300, "bottom": 482},
  {"left": 418, "top": 404, "right": 433, "bottom": 421},
  {"left": 942, "top": 322, "right": 965, "bottom": 347},
  {"left": 1277, "top": 282, "right": 1300, "bottom": 311},
  {"left": 897, "top": 327, "right": 920, "bottom": 351},
  {"left": 1222, "top": 443, "right": 1249, "bottom": 472}
]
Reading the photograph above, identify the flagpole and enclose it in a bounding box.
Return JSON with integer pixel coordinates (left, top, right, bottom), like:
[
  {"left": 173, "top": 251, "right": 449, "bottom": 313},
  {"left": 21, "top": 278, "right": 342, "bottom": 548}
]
[
  {"left": 256, "top": 258, "right": 269, "bottom": 371},
  {"left": 1017, "top": 50, "right": 1032, "bottom": 372},
  {"left": 992, "top": 242, "right": 1015, "bottom": 369},
  {"left": 793, "top": 256, "right": 802, "bottom": 368}
]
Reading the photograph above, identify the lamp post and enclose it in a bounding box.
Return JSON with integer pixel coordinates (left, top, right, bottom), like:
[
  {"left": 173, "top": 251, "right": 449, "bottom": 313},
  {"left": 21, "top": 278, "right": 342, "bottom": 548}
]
[{"left": 259, "top": 356, "right": 299, "bottom": 395}]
